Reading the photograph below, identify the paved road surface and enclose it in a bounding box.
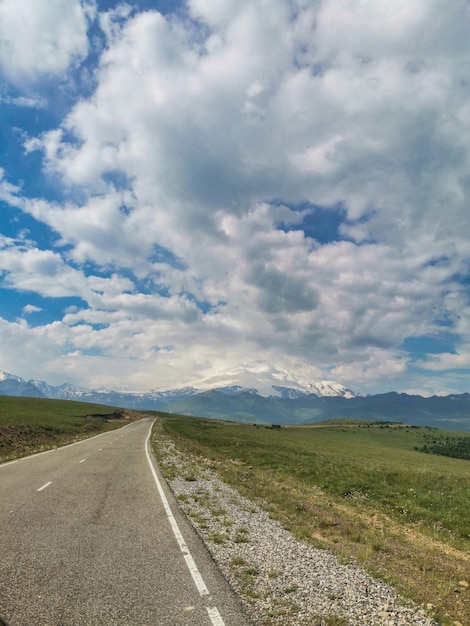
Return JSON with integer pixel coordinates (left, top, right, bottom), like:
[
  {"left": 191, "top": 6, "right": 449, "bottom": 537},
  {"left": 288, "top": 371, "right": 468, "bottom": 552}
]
[{"left": 0, "top": 418, "right": 251, "bottom": 626}]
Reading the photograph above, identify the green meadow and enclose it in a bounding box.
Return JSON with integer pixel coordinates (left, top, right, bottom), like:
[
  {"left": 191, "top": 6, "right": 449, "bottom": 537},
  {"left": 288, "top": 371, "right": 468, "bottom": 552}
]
[
  {"left": 156, "top": 415, "right": 470, "bottom": 625},
  {"left": 0, "top": 396, "right": 132, "bottom": 462}
]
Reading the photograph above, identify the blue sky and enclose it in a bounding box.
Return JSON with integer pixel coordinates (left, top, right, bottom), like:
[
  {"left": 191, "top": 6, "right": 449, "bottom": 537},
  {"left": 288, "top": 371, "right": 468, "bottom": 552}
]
[{"left": 1, "top": 0, "right": 470, "bottom": 395}]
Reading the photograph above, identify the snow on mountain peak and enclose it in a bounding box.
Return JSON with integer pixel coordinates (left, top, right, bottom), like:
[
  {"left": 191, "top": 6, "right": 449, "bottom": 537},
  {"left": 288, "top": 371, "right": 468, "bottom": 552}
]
[
  {"left": 214, "top": 386, "right": 259, "bottom": 396},
  {"left": 0, "top": 366, "right": 359, "bottom": 401},
  {"left": 306, "top": 380, "right": 358, "bottom": 399},
  {"left": 184, "top": 363, "right": 358, "bottom": 399},
  {"left": 0, "top": 370, "right": 24, "bottom": 383},
  {"left": 270, "top": 386, "right": 307, "bottom": 399}
]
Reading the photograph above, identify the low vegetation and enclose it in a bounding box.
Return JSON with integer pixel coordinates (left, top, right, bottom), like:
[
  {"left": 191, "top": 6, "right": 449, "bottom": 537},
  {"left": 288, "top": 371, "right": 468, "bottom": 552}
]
[
  {"left": 420, "top": 431, "right": 470, "bottom": 460},
  {"left": 155, "top": 414, "right": 470, "bottom": 626},
  {"left": 0, "top": 396, "right": 135, "bottom": 462}
]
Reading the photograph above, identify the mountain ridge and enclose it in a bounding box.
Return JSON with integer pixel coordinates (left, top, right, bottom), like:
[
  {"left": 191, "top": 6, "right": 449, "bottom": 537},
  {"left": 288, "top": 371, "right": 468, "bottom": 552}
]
[
  {"left": 1, "top": 370, "right": 470, "bottom": 431},
  {"left": 0, "top": 369, "right": 357, "bottom": 401}
]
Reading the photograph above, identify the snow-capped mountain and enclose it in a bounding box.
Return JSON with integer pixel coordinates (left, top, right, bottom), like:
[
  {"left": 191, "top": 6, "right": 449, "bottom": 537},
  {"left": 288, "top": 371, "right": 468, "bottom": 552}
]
[
  {"left": 271, "top": 386, "right": 310, "bottom": 399},
  {"left": 145, "top": 387, "right": 199, "bottom": 399},
  {"left": 215, "top": 386, "right": 259, "bottom": 396},
  {"left": 0, "top": 368, "right": 358, "bottom": 403},
  {"left": 0, "top": 371, "right": 46, "bottom": 398},
  {"left": 269, "top": 382, "right": 358, "bottom": 399},
  {"left": 185, "top": 362, "right": 359, "bottom": 399},
  {"left": 0, "top": 370, "right": 24, "bottom": 383},
  {"left": 29, "top": 380, "right": 86, "bottom": 398},
  {"left": 2, "top": 369, "right": 470, "bottom": 430},
  {"left": 302, "top": 380, "right": 358, "bottom": 399}
]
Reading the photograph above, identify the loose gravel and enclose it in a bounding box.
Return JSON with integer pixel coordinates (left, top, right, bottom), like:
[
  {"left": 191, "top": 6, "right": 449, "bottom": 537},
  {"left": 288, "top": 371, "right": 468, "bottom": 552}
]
[{"left": 156, "top": 438, "right": 440, "bottom": 626}]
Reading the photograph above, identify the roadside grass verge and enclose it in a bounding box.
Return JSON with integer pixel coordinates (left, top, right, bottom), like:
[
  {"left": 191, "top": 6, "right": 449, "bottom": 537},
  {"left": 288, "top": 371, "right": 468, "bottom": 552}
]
[
  {"left": 0, "top": 396, "right": 138, "bottom": 462},
  {"left": 154, "top": 414, "right": 470, "bottom": 626}
]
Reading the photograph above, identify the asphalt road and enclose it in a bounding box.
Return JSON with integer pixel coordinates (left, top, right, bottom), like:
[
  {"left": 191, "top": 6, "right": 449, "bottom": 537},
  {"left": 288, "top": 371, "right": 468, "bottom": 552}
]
[{"left": 0, "top": 418, "right": 251, "bottom": 626}]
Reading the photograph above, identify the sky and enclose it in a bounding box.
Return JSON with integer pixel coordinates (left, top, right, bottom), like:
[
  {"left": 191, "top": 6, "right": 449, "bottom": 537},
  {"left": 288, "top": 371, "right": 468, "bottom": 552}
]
[{"left": 0, "top": 0, "right": 470, "bottom": 396}]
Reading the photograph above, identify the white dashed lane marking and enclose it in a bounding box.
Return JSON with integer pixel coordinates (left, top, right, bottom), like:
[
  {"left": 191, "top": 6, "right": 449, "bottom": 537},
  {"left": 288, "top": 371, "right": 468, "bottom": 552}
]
[{"left": 37, "top": 481, "right": 52, "bottom": 492}]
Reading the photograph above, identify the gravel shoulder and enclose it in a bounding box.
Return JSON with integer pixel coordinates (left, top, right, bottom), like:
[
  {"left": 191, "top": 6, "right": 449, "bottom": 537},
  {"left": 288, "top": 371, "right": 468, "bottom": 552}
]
[{"left": 154, "top": 436, "right": 440, "bottom": 626}]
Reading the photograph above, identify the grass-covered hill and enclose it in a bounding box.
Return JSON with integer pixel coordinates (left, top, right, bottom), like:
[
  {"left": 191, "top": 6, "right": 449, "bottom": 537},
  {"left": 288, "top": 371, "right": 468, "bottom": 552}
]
[
  {"left": 154, "top": 414, "right": 470, "bottom": 626},
  {"left": 0, "top": 396, "right": 138, "bottom": 462}
]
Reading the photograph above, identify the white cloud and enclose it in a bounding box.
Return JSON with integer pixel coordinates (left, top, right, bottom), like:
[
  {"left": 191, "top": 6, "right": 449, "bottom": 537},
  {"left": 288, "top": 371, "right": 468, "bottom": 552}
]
[
  {"left": 1, "top": 0, "right": 470, "bottom": 394},
  {"left": 331, "top": 351, "right": 409, "bottom": 386},
  {"left": 0, "top": 0, "right": 95, "bottom": 81},
  {"left": 98, "top": 3, "right": 133, "bottom": 44},
  {"left": 0, "top": 95, "right": 47, "bottom": 108},
  {"left": 0, "top": 168, "right": 22, "bottom": 204},
  {"left": 0, "top": 317, "right": 71, "bottom": 382},
  {"left": 0, "top": 239, "right": 87, "bottom": 298},
  {"left": 22, "top": 304, "right": 42, "bottom": 315},
  {"left": 416, "top": 350, "right": 470, "bottom": 372}
]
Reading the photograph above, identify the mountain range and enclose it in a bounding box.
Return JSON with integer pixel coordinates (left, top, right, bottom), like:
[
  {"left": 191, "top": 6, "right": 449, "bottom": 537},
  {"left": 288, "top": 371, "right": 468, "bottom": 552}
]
[{"left": 1, "top": 370, "right": 470, "bottom": 431}]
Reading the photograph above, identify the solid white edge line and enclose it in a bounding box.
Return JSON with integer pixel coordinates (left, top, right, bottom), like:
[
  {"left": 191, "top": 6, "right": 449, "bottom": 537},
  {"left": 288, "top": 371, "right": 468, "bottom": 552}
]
[
  {"left": 37, "top": 481, "right": 52, "bottom": 492},
  {"left": 0, "top": 459, "right": 18, "bottom": 468},
  {"left": 144, "top": 420, "right": 226, "bottom": 626},
  {"left": 206, "top": 606, "right": 226, "bottom": 626}
]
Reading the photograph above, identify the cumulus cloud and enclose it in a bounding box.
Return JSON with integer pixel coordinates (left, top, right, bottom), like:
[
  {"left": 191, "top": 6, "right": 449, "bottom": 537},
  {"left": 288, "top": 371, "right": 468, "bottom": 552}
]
[
  {"left": 22, "top": 304, "right": 42, "bottom": 315},
  {"left": 0, "top": 0, "right": 95, "bottom": 81},
  {"left": 1, "top": 0, "right": 470, "bottom": 393}
]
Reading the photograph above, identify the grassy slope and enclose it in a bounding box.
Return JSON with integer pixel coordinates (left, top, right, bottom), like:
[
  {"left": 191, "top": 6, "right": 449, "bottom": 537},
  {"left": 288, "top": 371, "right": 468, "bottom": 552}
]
[
  {"left": 156, "top": 415, "right": 470, "bottom": 626},
  {"left": 0, "top": 396, "right": 136, "bottom": 462}
]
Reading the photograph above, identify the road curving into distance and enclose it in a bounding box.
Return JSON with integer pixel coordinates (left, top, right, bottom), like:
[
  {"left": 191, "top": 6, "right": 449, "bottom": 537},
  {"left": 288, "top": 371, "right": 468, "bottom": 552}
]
[{"left": 0, "top": 417, "right": 250, "bottom": 626}]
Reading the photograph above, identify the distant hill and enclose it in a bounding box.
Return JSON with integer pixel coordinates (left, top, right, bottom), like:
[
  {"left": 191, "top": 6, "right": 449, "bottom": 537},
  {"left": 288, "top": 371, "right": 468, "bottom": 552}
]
[
  {"left": 167, "top": 390, "right": 470, "bottom": 430},
  {"left": 167, "top": 390, "right": 295, "bottom": 423},
  {"left": 1, "top": 370, "right": 470, "bottom": 430}
]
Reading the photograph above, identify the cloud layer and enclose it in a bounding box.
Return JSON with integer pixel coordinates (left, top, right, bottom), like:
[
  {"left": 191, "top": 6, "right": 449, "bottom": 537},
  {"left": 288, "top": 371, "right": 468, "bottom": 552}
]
[{"left": 0, "top": 0, "right": 469, "bottom": 395}]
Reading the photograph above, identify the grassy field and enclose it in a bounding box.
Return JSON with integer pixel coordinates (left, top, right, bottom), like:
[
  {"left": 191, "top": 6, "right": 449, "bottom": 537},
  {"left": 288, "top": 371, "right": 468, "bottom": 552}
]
[
  {"left": 155, "top": 414, "right": 470, "bottom": 626},
  {"left": 0, "top": 396, "right": 137, "bottom": 462}
]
